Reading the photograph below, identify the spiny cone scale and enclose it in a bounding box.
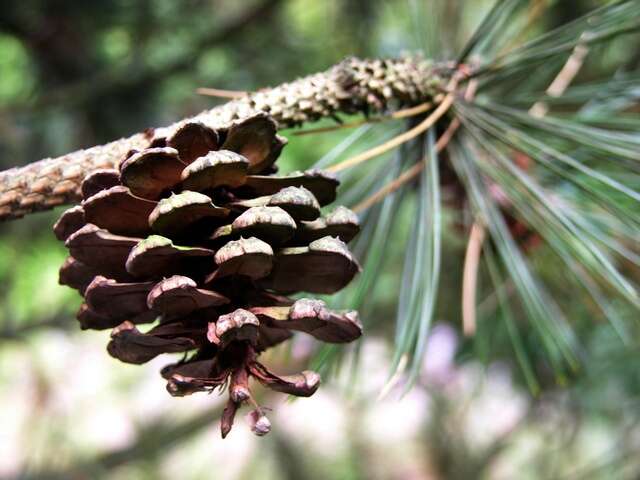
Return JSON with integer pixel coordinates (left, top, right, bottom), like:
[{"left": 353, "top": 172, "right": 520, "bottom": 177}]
[{"left": 54, "top": 113, "right": 363, "bottom": 438}]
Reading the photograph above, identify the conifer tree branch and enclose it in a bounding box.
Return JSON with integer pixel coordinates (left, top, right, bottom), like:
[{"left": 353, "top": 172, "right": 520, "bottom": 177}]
[{"left": 0, "top": 57, "right": 446, "bottom": 221}]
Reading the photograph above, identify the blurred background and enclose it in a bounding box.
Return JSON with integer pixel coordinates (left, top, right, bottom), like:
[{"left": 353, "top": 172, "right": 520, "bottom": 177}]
[{"left": 1, "top": 1, "right": 639, "bottom": 479}]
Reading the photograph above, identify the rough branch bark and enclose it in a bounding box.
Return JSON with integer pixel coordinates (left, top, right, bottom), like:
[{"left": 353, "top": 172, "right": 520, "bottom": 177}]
[{"left": 0, "top": 57, "right": 445, "bottom": 221}]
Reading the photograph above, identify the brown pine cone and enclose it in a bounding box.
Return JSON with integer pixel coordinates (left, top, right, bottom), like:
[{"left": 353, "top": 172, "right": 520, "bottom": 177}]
[{"left": 53, "top": 113, "right": 362, "bottom": 438}]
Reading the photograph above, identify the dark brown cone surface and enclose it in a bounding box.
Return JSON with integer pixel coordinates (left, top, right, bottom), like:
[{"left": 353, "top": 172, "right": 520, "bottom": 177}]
[{"left": 54, "top": 113, "right": 362, "bottom": 438}]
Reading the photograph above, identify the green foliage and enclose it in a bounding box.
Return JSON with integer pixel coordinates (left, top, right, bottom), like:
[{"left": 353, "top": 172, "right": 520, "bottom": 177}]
[
  {"left": 0, "top": 34, "right": 35, "bottom": 105},
  {"left": 308, "top": 0, "right": 640, "bottom": 390}
]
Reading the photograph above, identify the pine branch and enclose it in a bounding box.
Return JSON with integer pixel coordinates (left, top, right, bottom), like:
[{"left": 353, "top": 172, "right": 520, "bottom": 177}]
[{"left": 0, "top": 57, "right": 445, "bottom": 221}]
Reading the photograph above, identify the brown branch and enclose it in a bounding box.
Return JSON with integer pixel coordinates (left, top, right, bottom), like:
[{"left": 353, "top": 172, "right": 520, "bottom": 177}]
[{"left": 0, "top": 57, "right": 445, "bottom": 221}]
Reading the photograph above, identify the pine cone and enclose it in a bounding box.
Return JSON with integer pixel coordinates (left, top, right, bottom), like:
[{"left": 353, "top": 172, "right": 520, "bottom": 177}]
[{"left": 53, "top": 113, "right": 362, "bottom": 438}]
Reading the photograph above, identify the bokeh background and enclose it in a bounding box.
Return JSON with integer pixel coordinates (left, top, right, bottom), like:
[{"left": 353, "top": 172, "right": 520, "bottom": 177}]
[{"left": 1, "top": 1, "right": 639, "bottom": 479}]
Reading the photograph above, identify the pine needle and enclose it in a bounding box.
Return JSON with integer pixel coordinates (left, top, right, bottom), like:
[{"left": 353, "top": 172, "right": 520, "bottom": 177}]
[
  {"left": 461, "top": 42, "right": 586, "bottom": 338},
  {"left": 352, "top": 81, "right": 476, "bottom": 213},
  {"left": 452, "top": 139, "right": 580, "bottom": 374},
  {"left": 500, "top": 0, "right": 548, "bottom": 54},
  {"left": 529, "top": 37, "right": 589, "bottom": 117},
  {"left": 351, "top": 120, "right": 458, "bottom": 213},
  {"left": 292, "top": 101, "right": 435, "bottom": 136},
  {"left": 473, "top": 1, "right": 640, "bottom": 79},
  {"left": 195, "top": 87, "right": 248, "bottom": 98},
  {"left": 457, "top": 0, "right": 523, "bottom": 64},
  {"left": 327, "top": 92, "right": 455, "bottom": 173},
  {"left": 462, "top": 221, "right": 486, "bottom": 336},
  {"left": 377, "top": 354, "right": 408, "bottom": 400}
]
